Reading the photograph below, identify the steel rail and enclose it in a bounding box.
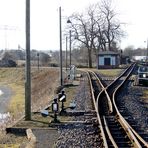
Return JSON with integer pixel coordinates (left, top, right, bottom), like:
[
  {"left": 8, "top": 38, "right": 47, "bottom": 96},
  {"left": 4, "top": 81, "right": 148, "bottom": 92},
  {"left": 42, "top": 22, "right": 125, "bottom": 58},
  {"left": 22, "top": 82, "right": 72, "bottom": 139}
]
[
  {"left": 88, "top": 71, "right": 117, "bottom": 147},
  {"left": 96, "top": 81, "right": 121, "bottom": 147},
  {"left": 103, "top": 116, "right": 118, "bottom": 148},
  {"left": 87, "top": 71, "right": 108, "bottom": 148},
  {"left": 89, "top": 71, "right": 113, "bottom": 113},
  {"left": 112, "top": 63, "right": 145, "bottom": 147},
  {"left": 89, "top": 69, "right": 132, "bottom": 147},
  {"left": 96, "top": 63, "right": 141, "bottom": 147},
  {"left": 112, "top": 63, "right": 148, "bottom": 147},
  {"left": 84, "top": 64, "right": 147, "bottom": 147},
  {"left": 123, "top": 117, "right": 148, "bottom": 147},
  {"left": 106, "top": 63, "right": 135, "bottom": 91}
]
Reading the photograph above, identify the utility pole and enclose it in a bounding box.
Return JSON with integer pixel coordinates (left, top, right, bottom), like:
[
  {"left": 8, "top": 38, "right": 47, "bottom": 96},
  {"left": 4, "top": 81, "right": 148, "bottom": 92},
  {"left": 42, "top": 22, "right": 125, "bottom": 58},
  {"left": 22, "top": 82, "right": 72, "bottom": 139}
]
[
  {"left": 25, "top": 0, "right": 31, "bottom": 120},
  {"left": 67, "top": 19, "right": 72, "bottom": 69},
  {"left": 66, "top": 36, "right": 68, "bottom": 71},
  {"left": 37, "top": 53, "right": 39, "bottom": 71},
  {"left": 69, "top": 30, "right": 72, "bottom": 69},
  {"left": 59, "top": 6, "right": 63, "bottom": 86}
]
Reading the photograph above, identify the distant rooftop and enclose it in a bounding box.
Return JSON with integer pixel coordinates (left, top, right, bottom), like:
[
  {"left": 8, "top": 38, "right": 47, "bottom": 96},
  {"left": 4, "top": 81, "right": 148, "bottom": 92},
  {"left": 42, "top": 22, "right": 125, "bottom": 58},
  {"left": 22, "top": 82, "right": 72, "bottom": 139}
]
[{"left": 98, "top": 50, "right": 119, "bottom": 55}]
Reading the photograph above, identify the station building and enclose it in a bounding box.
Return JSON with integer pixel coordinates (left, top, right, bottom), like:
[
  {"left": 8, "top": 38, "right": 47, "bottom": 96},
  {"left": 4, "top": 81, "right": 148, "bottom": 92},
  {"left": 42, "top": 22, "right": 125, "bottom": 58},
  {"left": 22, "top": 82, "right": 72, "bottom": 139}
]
[{"left": 97, "top": 51, "right": 120, "bottom": 69}]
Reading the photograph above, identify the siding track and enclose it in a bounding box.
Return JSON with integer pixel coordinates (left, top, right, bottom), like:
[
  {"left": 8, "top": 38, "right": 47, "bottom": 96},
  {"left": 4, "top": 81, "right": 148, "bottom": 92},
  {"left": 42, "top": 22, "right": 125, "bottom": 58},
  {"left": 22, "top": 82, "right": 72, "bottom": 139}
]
[{"left": 88, "top": 63, "right": 148, "bottom": 147}]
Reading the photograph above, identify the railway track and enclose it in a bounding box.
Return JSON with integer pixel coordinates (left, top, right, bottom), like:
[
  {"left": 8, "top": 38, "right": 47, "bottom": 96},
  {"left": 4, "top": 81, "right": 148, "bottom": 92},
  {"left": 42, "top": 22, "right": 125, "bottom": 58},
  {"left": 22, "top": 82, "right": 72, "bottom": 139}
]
[{"left": 87, "top": 63, "right": 148, "bottom": 148}]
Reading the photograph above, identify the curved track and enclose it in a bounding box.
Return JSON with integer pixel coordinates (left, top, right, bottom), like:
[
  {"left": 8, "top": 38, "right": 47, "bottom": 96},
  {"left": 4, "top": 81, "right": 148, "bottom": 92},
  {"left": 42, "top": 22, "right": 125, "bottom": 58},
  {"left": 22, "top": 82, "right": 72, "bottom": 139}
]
[{"left": 87, "top": 63, "right": 148, "bottom": 148}]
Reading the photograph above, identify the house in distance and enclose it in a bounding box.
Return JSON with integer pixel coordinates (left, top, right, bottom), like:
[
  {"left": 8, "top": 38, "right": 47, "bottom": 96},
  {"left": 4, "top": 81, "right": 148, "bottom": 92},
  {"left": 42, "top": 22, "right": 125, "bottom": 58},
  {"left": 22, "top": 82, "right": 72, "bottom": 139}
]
[{"left": 97, "top": 51, "right": 120, "bottom": 69}]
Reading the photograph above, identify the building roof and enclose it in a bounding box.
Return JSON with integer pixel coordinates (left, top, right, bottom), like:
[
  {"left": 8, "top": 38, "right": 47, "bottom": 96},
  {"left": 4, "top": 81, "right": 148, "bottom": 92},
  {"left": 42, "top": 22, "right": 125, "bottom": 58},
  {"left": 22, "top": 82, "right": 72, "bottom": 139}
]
[{"left": 98, "top": 50, "right": 119, "bottom": 55}]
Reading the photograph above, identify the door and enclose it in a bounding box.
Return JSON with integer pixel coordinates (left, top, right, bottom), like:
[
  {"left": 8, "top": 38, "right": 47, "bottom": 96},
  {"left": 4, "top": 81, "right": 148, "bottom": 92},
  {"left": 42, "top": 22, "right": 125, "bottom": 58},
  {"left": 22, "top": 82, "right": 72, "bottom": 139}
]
[{"left": 104, "top": 58, "right": 111, "bottom": 65}]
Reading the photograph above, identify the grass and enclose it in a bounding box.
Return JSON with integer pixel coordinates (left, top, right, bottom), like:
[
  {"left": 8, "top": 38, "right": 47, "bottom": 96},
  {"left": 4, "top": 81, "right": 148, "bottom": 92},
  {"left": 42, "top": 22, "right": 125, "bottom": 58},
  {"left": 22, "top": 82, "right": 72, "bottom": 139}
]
[
  {"left": 78, "top": 68, "right": 123, "bottom": 77},
  {"left": 0, "top": 67, "right": 60, "bottom": 145},
  {"left": 12, "top": 80, "right": 80, "bottom": 128},
  {"left": 8, "top": 83, "right": 25, "bottom": 117},
  {"left": 0, "top": 144, "right": 20, "bottom": 148},
  {"left": 0, "top": 67, "right": 59, "bottom": 119},
  {"left": 95, "top": 69, "right": 123, "bottom": 77},
  {"left": 0, "top": 67, "right": 79, "bottom": 124},
  {"left": 14, "top": 112, "right": 73, "bottom": 128},
  {"left": 0, "top": 68, "right": 25, "bottom": 118}
]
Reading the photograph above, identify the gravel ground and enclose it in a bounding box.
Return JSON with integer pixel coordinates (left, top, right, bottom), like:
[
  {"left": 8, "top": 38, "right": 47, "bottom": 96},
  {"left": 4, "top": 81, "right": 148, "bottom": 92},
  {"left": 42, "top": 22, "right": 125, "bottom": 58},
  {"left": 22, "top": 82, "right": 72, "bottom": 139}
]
[
  {"left": 32, "top": 129, "right": 58, "bottom": 148},
  {"left": 117, "top": 80, "right": 148, "bottom": 141},
  {"left": 26, "top": 73, "right": 148, "bottom": 147},
  {"left": 55, "top": 74, "right": 101, "bottom": 148},
  {"left": 125, "top": 85, "right": 148, "bottom": 130},
  {"left": 32, "top": 74, "right": 102, "bottom": 148}
]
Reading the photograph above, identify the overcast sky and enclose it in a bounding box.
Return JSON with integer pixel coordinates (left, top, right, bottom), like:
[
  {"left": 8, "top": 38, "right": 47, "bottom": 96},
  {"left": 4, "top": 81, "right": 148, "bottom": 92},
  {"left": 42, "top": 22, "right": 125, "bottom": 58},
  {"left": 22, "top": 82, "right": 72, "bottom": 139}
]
[{"left": 0, "top": 0, "right": 148, "bottom": 51}]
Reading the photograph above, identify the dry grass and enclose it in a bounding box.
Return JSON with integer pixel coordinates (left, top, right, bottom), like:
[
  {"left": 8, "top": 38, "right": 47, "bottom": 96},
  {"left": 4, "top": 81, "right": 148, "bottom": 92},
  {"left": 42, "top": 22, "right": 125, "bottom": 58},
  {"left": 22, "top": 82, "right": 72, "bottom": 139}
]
[
  {"left": 0, "top": 67, "right": 79, "bottom": 125},
  {"left": 78, "top": 68, "right": 123, "bottom": 77},
  {"left": 13, "top": 80, "right": 80, "bottom": 128},
  {"left": 0, "top": 67, "right": 59, "bottom": 120},
  {"left": 8, "top": 83, "right": 25, "bottom": 117},
  {"left": 0, "top": 67, "right": 60, "bottom": 145},
  {"left": 94, "top": 69, "right": 123, "bottom": 77}
]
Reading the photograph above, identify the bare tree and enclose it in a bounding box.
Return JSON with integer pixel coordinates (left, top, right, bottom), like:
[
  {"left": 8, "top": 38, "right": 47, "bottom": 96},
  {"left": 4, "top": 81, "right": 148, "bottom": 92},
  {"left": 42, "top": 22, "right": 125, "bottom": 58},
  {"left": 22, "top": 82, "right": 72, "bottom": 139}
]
[
  {"left": 68, "top": 13, "right": 95, "bottom": 68},
  {"left": 123, "top": 45, "right": 134, "bottom": 59},
  {"left": 66, "top": 0, "right": 125, "bottom": 68},
  {"left": 99, "top": 0, "right": 124, "bottom": 51}
]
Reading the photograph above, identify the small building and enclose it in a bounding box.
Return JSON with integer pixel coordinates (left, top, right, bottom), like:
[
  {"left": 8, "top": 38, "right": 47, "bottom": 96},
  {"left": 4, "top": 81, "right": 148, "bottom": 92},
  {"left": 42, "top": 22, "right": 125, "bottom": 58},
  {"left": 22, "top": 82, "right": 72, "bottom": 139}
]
[
  {"left": 121, "top": 55, "right": 130, "bottom": 64},
  {"left": 97, "top": 51, "right": 120, "bottom": 69}
]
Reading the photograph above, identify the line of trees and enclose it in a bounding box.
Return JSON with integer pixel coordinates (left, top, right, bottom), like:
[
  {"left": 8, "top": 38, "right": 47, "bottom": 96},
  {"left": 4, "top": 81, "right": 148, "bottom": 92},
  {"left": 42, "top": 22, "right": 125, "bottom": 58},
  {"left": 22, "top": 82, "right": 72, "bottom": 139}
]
[
  {"left": 66, "top": 0, "right": 125, "bottom": 68},
  {"left": 123, "top": 46, "right": 148, "bottom": 59}
]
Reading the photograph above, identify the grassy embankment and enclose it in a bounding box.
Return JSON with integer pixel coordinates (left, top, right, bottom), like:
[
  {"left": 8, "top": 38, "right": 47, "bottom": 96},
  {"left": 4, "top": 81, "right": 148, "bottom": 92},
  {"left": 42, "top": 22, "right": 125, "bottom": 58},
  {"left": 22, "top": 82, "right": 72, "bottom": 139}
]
[
  {"left": 0, "top": 68, "right": 25, "bottom": 118},
  {"left": 0, "top": 67, "right": 60, "bottom": 120}
]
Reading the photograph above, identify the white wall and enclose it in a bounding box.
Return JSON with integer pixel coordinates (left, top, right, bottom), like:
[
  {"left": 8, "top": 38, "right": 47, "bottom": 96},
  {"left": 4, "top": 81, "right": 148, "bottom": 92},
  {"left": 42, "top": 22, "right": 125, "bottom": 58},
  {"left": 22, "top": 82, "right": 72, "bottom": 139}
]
[
  {"left": 99, "top": 57, "right": 104, "bottom": 65},
  {"left": 111, "top": 56, "right": 116, "bottom": 65},
  {"left": 98, "top": 55, "right": 116, "bottom": 66}
]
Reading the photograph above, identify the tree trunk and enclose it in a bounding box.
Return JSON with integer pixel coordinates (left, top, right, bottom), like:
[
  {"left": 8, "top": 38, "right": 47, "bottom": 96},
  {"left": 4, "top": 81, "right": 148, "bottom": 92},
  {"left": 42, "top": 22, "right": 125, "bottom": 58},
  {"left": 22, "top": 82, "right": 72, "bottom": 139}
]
[{"left": 88, "top": 48, "right": 92, "bottom": 68}]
